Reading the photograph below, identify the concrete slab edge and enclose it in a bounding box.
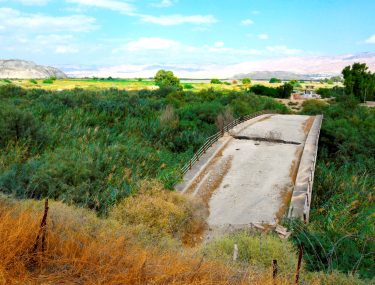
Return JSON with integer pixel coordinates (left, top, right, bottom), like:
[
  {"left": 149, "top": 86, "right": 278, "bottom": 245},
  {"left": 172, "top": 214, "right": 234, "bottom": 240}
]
[{"left": 288, "top": 115, "right": 323, "bottom": 222}]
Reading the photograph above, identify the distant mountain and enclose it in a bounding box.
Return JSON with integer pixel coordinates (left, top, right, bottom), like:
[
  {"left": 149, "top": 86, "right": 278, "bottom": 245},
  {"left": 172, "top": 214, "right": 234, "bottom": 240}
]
[
  {"left": 0, "top": 59, "right": 67, "bottom": 79},
  {"left": 233, "top": 71, "right": 331, "bottom": 80}
]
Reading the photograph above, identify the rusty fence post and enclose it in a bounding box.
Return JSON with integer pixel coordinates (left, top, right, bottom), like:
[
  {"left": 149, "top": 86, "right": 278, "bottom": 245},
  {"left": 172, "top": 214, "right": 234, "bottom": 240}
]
[
  {"left": 272, "top": 259, "right": 278, "bottom": 285},
  {"left": 295, "top": 244, "right": 304, "bottom": 285}
]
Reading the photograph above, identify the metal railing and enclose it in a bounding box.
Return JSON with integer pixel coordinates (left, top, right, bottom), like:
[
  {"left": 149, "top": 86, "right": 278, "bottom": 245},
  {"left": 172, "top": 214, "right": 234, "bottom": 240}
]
[{"left": 181, "top": 110, "right": 278, "bottom": 175}]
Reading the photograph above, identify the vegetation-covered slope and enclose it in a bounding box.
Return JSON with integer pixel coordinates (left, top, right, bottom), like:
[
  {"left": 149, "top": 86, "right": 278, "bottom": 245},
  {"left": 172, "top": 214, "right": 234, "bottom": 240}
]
[
  {"left": 291, "top": 96, "right": 375, "bottom": 278},
  {"left": 0, "top": 84, "right": 287, "bottom": 214}
]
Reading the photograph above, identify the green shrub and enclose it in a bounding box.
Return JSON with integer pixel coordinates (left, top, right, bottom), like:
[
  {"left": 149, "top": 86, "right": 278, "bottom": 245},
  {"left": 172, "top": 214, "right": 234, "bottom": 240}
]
[
  {"left": 43, "top": 78, "right": 54, "bottom": 84},
  {"left": 0, "top": 105, "right": 46, "bottom": 148},
  {"left": 29, "top": 79, "right": 38, "bottom": 84},
  {"left": 241, "top": 78, "right": 251, "bottom": 85},
  {"left": 0, "top": 84, "right": 27, "bottom": 98},
  {"left": 183, "top": 83, "right": 194, "bottom": 89},
  {"left": 292, "top": 97, "right": 375, "bottom": 278},
  {"left": 269, "top": 77, "right": 282, "bottom": 83},
  {"left": 210, "top": 79, "right": 222, "bottom": 84},
  {"left": 205, "top": 231, "right": 297, "bottom": 271},
  {"left": 250, "top": 85, "right": 278, "bottom": 97}
]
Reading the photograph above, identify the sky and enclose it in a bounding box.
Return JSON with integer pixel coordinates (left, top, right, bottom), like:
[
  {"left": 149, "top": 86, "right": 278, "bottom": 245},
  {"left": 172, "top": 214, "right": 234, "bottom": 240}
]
[{"left": 1, "top": 0, "right": 375, "bottom": 78}]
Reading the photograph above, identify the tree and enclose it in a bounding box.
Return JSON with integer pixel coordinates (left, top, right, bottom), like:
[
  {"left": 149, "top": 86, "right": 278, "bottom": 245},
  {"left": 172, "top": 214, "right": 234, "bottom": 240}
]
[
  {"left": 276, "top": 83, "right": 293, "bottom": 99},
  {"left": 154, "top": 70, "right": 181, "bottom": 89},
  {"left": 241, "top": 78, "right": 251, "bottom": 85},
  {"left": 269, "top": 77, "right": 281, "bottom": 83},
  {"left": 210, "top": 79, "right": 222, "bottom": 84},
  {"left": 342, "top": 62, "right": 375, "bottom": 101}
]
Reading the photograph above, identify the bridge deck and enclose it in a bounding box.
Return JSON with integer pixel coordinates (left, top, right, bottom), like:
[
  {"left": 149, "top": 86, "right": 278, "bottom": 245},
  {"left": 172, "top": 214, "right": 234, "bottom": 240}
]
[{"left": 184, "top": 114, "right": 314, "bottom": 238}]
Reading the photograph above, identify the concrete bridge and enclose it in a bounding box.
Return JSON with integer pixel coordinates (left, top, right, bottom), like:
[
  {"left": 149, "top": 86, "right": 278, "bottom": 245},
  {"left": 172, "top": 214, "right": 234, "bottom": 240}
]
[{"left": 176, "top": 113, "right": 322, "bottom": 238}]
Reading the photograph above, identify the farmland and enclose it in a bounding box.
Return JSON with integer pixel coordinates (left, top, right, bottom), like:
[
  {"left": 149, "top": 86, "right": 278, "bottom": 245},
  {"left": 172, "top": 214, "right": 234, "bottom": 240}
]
[{"left": 3, "top": 77, "right": 342, "bottom": 92}]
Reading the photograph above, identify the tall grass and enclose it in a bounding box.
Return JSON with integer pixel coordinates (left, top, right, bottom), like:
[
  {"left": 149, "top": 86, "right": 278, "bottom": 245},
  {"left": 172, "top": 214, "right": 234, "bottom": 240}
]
[
  {"left": 0, "top": 85, "right": 287, "bottom": 214},
  {"left": 0, "top": 195, "right": 369, "bottom": 285},
  {"left": 290, "top": 97, "right": 375, "bottom": 279}
]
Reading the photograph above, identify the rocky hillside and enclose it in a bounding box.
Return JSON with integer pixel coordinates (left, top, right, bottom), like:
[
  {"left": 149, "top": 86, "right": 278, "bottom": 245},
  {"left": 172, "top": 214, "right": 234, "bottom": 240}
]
[{"left": 0, "top": 60, "right": 67, "bottom": 79}]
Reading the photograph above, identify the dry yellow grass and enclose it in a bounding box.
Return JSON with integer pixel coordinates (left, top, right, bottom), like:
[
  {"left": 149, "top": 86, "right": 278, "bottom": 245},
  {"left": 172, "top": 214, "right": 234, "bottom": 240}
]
[{"left": 0, "top": 191, "right": 369, "bottom": 285}]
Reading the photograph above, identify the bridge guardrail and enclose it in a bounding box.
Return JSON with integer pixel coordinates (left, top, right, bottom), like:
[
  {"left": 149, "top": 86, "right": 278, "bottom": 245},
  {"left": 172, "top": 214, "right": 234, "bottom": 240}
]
[
  {"left": 181, "top": 110, "right": 279, "bottom": 175},
  {"left": 288, "top": 115, "right": 323, "bottom": 224}
]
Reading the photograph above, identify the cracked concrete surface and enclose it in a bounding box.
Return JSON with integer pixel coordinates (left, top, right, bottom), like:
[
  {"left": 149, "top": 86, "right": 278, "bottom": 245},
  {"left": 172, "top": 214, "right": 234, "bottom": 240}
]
[{"left": 184, "top": 114, "right": 313, "bottom": 239}]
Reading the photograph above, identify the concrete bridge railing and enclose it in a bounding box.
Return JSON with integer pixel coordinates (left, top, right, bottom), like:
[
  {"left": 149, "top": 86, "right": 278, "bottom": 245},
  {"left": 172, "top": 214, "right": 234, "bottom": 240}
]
[
  {"left": 180, "top": 110, "right": 279, "bottom": 175},
  {"left": 288, "top": 115, "right": 323, "bottom": 223}
]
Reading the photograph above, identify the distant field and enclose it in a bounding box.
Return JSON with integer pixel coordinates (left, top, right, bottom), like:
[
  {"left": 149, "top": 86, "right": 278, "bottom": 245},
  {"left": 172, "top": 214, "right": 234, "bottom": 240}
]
[{"left": 2, "top": 78, "right": 342, "bottom": 91}]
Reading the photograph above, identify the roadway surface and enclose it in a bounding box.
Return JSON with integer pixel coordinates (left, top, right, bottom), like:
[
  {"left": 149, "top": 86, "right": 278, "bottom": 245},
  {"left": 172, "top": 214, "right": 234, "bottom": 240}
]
[{"left": 183, "top": 114, "right": 314, "bottom": 238}]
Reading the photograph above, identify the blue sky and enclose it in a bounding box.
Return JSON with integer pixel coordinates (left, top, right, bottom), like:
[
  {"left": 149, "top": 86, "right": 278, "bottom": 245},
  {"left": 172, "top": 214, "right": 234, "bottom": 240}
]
[{"left": 1, "top": 0, "right": 375, "bottom": 77}]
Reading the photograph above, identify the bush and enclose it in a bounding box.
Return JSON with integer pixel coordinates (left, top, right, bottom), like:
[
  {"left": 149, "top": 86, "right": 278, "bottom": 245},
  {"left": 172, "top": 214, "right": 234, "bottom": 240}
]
[
  {"left": 205, "top": 231, "right": 297, "bottom": 271},
  {"left": 301, "top": 99, "right": 328, "bottom": 115},
  {"left": 43, "top": 79, "right": 54, "bottom": 84},
  {"left": 215, "top": 108, "right": 234, "bottom": 130},
  {"left": 210, "top": 79, "right": 222, "bottom": 84},
  {"left": 183, "top": 83, "right": 194, "bottom": 89},
  {"left": 29, "top": 79, "right": 37, "bottom": 84},
  {"left": 109, "top": 180, "right": 206, "bottom": 242},
  {"left": 0, "top": 84, "right": 26, "bottom": 98},
  {"left": 269, "top": 77, "right": 281, "bottom": 83},
  {"left": 241, "top": 78, "right": 251, "bottom": 85},
  {"left": 250, "top": 85, "right": 278, "bottom": 97},
  {"left": 276, "top": 83, "right": 293, "bottom": 99},
  {"left": 0, "top": 106, "right": 46, "bottom": 148},
  {"left": 154, "top": 70, "right": 181, "bottom": 89}
]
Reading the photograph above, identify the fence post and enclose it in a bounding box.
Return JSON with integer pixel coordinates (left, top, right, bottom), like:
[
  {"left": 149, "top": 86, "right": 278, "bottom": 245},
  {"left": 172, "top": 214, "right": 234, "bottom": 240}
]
[
  {"left": 189, "top": 160, "right": 192, "bottom": 170},
  {"left": 272, "top": 259, "right": 278, "bottom": 285},
  {"left": 233, "top": 244, "right": 238, "bottom": 261},
  {"left": 295, "top": 244, "right": 304, "bottom": 285}
]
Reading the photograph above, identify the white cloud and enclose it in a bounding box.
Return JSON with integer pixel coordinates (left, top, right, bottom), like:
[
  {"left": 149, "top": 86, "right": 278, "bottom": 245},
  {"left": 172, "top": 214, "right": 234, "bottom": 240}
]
[
  {"left": 241, "top": 19, "right": 254, "bottom": 26},
  {"left": 13, "top": 0, "right": 49, "bottom": 5},
  {"left": 66, "top": 53, "right": 375, "bottom": 79},
  {"left": 258, "top": 34, "right": 269, "bottom": 40},
  {"left": 266, "top": 45, "right": 302, "bottom": 55},
  {"left": 365, "top": 34, "right": 375, "bottom": 44},
  {"left": 0, "top": 8, "right": 97, "bottom": 32},
  {"left": 66, "top": 0, "right": 135, "bottom": 14},
  {"left": 119, "top": 37, "right": 181, "bottom": 52},
  {"left": 66, "top": 0, "right": 216, "bottom": 26},
  {"left": 152, "top": 0, "right": 175, "bottom": 8},
  {"left": 138, "top": 14, "right": 217, "bottom": 25},
  {"left": 55, "top": 46, "right": 79, "bottom": 54},
  {"left": 214, "top": 41, "right": 224, "bottom": 48}
]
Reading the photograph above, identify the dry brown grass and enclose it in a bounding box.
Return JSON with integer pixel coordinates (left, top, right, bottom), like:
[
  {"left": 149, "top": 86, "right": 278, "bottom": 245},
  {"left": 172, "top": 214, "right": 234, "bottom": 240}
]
[{"left": 0, "top": 192, "right": 368, "bottom": 285}]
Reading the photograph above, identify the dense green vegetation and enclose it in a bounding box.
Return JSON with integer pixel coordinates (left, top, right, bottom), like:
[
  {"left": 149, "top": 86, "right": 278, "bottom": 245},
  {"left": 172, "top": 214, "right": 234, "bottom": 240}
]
[
  {"left": 154, "top": 70, "right": 181, "bottom": 89},
  {"left": 241, "top": 78, "right": 251, "bottom": 85},
  {"left": 210, "top": 79, "right": 222, "bottom": 84},
  {"left": 316, "top": 86, "right": 344, "bottom": 98},
  {"left": 269, "top": 77, "right": 281, "bottom": 83},
  {"left": 342, "top": 62, "right": 375, "bottom": 102},
  {"left": 250, "top": 83, "right": 293, "bottom": 99},
  {"left": 288, "top": 95, "right": 375, "bottom": 279},
  {"left": 0, "top": 84, "right": 287, "bottom": 215}
]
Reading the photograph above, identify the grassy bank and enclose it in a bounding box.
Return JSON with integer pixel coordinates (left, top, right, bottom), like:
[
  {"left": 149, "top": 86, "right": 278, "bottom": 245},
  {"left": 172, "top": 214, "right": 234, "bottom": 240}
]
[
  {"left": 0, "top": 84, "right": 287, "bottom": 214},
  {"left": 288, "top": 97, "right": 375, "bottom": 279}
]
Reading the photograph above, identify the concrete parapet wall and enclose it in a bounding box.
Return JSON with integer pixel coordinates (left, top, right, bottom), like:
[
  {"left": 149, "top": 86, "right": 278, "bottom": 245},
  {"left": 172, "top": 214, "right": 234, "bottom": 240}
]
[{"left": 288, "top": 115, "right": 323, "bottom": 222}]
